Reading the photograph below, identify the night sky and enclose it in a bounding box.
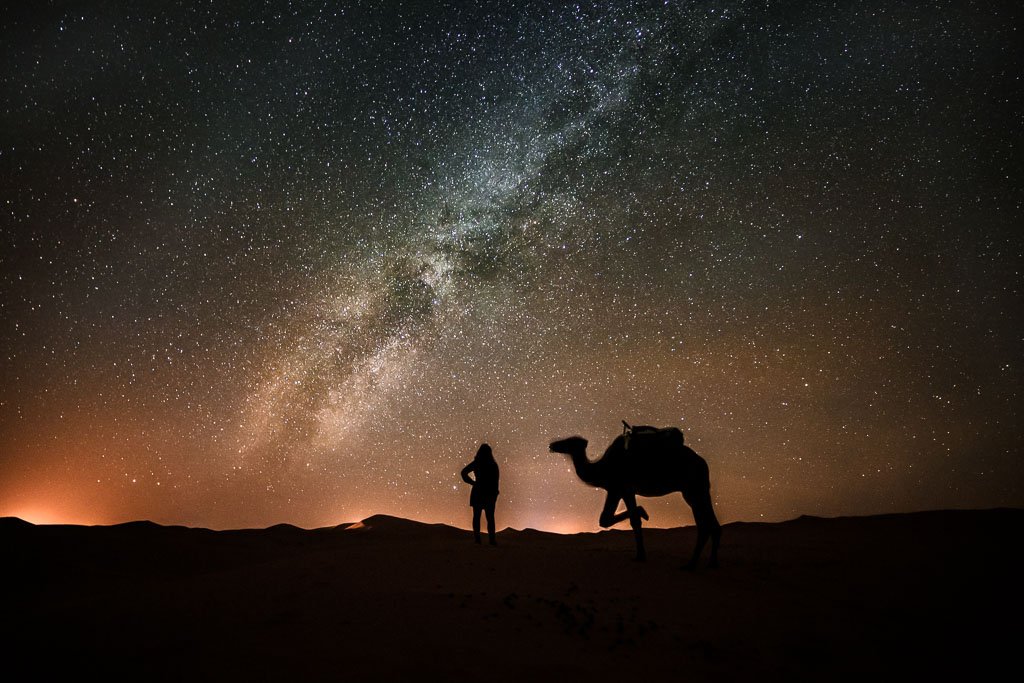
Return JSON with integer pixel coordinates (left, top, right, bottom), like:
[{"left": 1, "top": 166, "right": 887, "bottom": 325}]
[{"left": 2, "top": 1, "right": 1021, "bottom": 531}]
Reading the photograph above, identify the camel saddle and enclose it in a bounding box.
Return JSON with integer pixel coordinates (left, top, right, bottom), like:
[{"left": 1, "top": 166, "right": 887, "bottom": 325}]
[{"left": 621, "top": 421, "right": 684, "bottom": 451}]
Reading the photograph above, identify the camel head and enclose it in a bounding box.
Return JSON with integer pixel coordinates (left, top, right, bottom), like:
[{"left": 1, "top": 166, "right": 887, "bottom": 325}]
[{"left": 549, "top": 436, "right": 588, "bottom": 456}]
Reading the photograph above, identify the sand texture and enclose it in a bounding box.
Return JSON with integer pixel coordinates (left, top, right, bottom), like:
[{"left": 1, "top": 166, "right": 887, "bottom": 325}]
[{"left": 5, "top": 508, "right": 1020, "bottom": 681}]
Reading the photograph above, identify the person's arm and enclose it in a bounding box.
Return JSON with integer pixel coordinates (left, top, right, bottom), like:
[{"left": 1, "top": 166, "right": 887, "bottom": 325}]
[{"left": 460, "top": 463, "right": 476, "bottom": 485}]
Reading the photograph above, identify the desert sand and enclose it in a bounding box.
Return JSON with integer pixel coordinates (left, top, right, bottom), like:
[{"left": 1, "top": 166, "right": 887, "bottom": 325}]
[{"left": 5, "top": 509, "right": 1020, "bottom": 681}]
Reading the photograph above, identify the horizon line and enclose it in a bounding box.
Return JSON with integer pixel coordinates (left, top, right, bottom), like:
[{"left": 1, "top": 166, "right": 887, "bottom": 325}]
[{"left": 5, "top": 506, "right": 1018, "bottom": 534}]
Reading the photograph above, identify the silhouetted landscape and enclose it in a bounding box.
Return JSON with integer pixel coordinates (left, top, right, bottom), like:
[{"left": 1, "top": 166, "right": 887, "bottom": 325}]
[{"left": 6, "top": 508, "right": 1020, "bottom": 681}]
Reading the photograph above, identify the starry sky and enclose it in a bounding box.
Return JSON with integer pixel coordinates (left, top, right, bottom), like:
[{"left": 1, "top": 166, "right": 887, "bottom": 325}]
[{"left": 2, "top": 1, "right": 1021, "bottom": 531}]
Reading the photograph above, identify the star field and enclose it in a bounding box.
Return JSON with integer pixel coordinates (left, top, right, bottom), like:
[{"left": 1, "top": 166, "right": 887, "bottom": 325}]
[{"left": 1, "top": 1, "right": 1021, "bottom": 530}]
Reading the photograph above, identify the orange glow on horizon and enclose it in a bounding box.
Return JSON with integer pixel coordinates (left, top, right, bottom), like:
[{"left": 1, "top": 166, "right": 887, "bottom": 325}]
[
  {"left": 2, "top": 503, "right": 100, "bottom": 526},
  {"left": 0, "top": 466, "right": 117, "bottom": 527}
]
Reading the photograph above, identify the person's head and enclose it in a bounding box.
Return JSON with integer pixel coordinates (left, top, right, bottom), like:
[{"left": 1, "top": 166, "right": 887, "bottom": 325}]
[{"left": 475, "top": 443, "right": 493, "bottom": 462}]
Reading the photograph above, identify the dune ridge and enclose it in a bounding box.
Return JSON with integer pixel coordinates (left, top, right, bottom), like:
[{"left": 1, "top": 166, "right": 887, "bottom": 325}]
[{"left": 5, "top": 508, "right": 1021, "bottom": 681}]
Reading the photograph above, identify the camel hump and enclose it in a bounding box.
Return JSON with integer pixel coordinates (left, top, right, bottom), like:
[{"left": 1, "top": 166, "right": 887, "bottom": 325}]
[
  {"left": 622, "top": 424, "right": 684, "bottom": 450},
  {"left": 622, "top": 421, "right": 672, "bottom": 436},
  {"left": 656, "top": 426, "right": 685, "bottom": 445}
]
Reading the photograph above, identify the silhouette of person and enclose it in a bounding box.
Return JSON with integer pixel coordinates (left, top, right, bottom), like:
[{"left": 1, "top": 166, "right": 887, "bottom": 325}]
[{"left": 460, "top": 443, "right": 500, "bottom": 545}]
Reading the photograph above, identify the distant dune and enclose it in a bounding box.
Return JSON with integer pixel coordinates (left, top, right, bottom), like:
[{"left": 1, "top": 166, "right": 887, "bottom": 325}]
[{"left": 5, "top": 509, "right": 1021, "bottom": 681}]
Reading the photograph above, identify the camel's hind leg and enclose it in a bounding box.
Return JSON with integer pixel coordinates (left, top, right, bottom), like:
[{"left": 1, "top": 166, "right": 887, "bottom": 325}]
[{"left": 683, "top": 489, "right": 721, "bottom": 570}]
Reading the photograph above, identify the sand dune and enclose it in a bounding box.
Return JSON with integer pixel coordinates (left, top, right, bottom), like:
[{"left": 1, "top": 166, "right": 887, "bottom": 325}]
[{"left": 5, "top": 509, "right": 1021, "bottom": 681}]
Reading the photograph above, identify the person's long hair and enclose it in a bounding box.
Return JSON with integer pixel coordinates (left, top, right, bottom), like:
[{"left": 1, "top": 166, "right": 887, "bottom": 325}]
[{"left": 475, "top": 443, "right": 494, "bottom": 464}]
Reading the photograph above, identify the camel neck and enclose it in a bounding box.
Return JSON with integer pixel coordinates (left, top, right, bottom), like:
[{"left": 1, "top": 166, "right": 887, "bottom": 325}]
[{"left": 570, "top": 449, "right": 603, "bottom": 487}]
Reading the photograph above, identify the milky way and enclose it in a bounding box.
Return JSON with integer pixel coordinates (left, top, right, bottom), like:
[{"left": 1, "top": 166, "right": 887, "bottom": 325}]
[{"left": 2, "top": 1, "right": 1021, "bottom": 530}]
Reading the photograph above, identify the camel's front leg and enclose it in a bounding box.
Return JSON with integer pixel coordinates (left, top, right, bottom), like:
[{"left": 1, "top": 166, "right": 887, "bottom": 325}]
[
  {"left": 599, "top": 492, "right": 647, "bottom": 561},
  {"left": 622, "top": 493, "right": 647, "bottom": 562},
  {"left": 598, "top": 492, "right": 625, "bottom": 528},
  {"left": 598, "top": 492, "right": 650, "bottom": 527}
]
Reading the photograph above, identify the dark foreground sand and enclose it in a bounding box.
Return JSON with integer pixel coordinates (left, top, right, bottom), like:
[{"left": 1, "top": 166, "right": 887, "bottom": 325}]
[{"left": 5, "top": 509, "right": 1021, "bottom": 681}]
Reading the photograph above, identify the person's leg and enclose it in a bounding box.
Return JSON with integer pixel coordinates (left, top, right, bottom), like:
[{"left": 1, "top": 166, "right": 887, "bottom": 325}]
[
  {"left": 472, "top": 507, "right": 482, "bottom": 543},
  {"left": 485, "top": 505, "right": 496, "bottom": 545}
]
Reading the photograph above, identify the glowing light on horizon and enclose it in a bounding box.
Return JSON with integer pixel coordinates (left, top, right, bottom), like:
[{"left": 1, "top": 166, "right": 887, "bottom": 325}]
[{"left": 3, "top": 504, "right": 97, "bottom": 527}]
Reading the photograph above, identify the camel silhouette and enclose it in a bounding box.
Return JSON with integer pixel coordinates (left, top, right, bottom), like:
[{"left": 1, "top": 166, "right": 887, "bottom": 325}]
[{"left": 549, "top": 423, "right": 721, "bottom": 568}]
